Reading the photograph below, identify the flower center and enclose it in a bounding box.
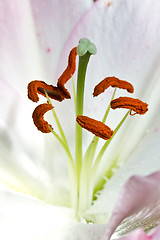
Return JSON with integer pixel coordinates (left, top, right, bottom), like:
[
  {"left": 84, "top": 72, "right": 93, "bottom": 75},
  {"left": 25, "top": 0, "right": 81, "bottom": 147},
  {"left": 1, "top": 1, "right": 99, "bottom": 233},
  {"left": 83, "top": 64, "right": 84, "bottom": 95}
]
[{"left": 27, "top": 38, "right": 148, "bottom": 220}]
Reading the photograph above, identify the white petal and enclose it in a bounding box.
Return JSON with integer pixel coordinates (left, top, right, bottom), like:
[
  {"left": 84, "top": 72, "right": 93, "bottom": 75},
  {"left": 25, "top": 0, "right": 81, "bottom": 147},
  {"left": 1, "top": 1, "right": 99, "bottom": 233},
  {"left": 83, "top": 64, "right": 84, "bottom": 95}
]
[
  {"left": 0, "top": 185, "right": 106, "bottom": 240},
  {"left": 0, "top": 80, "right": 69, "bottom": 205},
  {"left": 0, "top": 185, "right": 74, "bottom": 240}
]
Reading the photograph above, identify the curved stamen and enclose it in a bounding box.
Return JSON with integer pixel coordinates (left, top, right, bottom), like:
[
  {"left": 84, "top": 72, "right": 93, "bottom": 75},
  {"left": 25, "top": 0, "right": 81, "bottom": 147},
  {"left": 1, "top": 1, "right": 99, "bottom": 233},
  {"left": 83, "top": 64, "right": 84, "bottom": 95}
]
[
  {"left": 93, "top": 76, "right": 134, "bottom": 97},
  {"left": 76, "top": 115, "right": 113, "bottom": 140},
  {"left": 32, "top": 103, "right": 53, "bottom": 133},
  {"left": 57, "top": 47, "right": 77, "bottom": 99},
  {"left": 28, "top": 80, "right": 65, "bottom": 102},
  {"left": 111, "top": 97, "right": 148, "bottom": 115}
]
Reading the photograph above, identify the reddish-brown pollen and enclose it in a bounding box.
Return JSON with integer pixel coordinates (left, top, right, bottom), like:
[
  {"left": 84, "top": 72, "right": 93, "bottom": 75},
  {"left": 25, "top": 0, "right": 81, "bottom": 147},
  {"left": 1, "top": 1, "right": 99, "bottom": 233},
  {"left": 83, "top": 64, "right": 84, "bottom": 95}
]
[
  {"left": 93, "top": 77, "right": 134, "bottom": 97},
  {"left": 32, "top": 103, "right": 53, "bottom": 133},
  {"left": 28, "top": 80, "right": 65, "bottom": 102},
  {"left": 76, "top": 115, "right": 113, "bottom": 140},
  {"left": 111, "top": 97, "right": 148, "bottom": 115},
  {"left": 57, "top": 47, "right": 77, "bottom": 99}
]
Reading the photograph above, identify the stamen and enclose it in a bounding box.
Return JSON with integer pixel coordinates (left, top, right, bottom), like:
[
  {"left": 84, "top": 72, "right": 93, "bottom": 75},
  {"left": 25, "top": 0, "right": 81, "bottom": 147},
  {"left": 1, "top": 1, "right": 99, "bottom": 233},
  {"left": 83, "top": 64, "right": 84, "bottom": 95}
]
[
  {"left": 32, "top": 103, "right": 53, "bottom": 133},
  {"left": 111, "top": 97, "right": 148, "bottom": 115},
  {"left": 93, "top": 76, "right": 134, "bottom": 97},
  {"left": 57, "top": 47, "right": 77, "bottom": 99},
  {"left": 28, "top": 80, "right": 65, "bottom": 102},
  {"left": 76, "top": 115, "right": 113, "bottom": 140}
]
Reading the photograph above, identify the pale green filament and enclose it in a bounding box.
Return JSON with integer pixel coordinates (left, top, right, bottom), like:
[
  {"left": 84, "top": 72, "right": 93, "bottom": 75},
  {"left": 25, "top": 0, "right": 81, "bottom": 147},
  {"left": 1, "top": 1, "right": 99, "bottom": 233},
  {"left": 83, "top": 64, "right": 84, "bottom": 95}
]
[
  {"left": 93, "top": 110, "right": 130, "bottom": 172},
  {"left": 45, "top": 91, "right": 70, "bottom": 149},
  {"left": 102, "top": 88, "right": 117, "bottom": 123},
  {"left": 86, "top": 110, "right": 131, "bottom": 208},
  {"left": 49, "top": 126, "right": 77, "bottom": 208},
  {"left": 71, "top": 75, "right": 76, "bottom": 112},
  {"left": 48, "top": 126, "right": 73, "bottom": 163},
  {"left": 85, "top": 88, "right": 117, "bottom": 170}
]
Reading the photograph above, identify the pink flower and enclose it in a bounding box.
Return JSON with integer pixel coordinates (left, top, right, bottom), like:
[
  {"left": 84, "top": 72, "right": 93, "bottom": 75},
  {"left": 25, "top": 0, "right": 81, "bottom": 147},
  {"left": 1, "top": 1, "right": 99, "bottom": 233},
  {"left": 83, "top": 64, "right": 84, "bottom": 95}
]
[{"left": 0, "top": 0, "right": 160, "bottom": 239}]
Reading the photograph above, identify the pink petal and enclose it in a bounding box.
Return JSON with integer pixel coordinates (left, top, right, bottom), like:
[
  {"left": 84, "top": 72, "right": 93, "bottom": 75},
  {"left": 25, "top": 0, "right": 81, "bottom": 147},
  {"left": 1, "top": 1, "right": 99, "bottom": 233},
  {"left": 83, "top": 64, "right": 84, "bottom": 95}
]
[
  {"left": 102, "top": 172, "right": 160, "bottom": 240},
  {"left": 59, "top": 0, "right": 160, "bottom": 94},
  {"left": 150, "top": 224, "right": 160, "bottom": 240},
  {"left": 118, "top": 224, "right": 160, "bottom": 240},
  {"left": 0, "top": 0, "right": 44, "bottom": 94},
  {"left": 0, "top": 0, "right": 93, "bottom": 94},
  {"left": 119, "top": 228, "right": 151, "bottom": 240},
  {"left": 58, "top": 0, "right": 160, "bottom": 144},
  {"left": 30, "top": 0, "right": 93, "bottom": 83}
]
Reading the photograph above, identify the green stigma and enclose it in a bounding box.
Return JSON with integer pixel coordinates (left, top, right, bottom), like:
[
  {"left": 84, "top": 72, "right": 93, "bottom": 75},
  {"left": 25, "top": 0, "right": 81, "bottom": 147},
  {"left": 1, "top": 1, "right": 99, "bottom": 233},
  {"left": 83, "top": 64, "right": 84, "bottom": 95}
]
[{"left": 77, "top": 38, "right": 97, "bottom": 56}]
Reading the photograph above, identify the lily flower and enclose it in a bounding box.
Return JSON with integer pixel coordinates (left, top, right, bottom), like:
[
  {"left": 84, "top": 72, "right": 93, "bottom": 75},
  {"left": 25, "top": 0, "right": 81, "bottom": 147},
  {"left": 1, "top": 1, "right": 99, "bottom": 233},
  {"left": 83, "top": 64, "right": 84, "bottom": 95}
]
[{"left": 0, "top": 0, "right": 160, "bottom": 240}]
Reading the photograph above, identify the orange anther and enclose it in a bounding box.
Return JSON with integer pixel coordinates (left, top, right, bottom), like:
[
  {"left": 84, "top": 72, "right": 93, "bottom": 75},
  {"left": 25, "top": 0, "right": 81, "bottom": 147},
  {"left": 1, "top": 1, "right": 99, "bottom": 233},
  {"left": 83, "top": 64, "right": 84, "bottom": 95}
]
[
  {"left": 76, "top": 115, "right": 113, "bottom": 140},
  {"left": 93, "top": 77, "right": 134, "bottom": 97},
  {"left": 32, "top": 103, "right": 53, "bottom": 133},
  {"left": 57, "top": 47, "right": 77, "bottom": 99},
  {"left": 28, "top": 80, "right": 65, "bottom": 102},
  {"left": 111, "top": 97, "right": 148, "bottom": 115}
]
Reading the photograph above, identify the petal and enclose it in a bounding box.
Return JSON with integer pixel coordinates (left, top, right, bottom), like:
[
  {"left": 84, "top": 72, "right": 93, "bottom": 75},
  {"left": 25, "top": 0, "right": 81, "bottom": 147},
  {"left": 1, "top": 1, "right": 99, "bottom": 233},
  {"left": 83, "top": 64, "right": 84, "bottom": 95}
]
[
  {"left": 0, "top": 184, "right": 107, "bottom": 240},
  {"left": 0, "top": 0, "right": 93, "bottom": 91},
  {"left": 59, "top": 0, "right": 160, "bottom": 94},
  {"left": 0, "top": 0, "right": 45, "bottom": 95},
  {"left": 30, "top": 0, "right": 93, "bottom": 83},
  {"left": 0, "top": 185, "right": 75, "bottom": 240},
  {"left": 118, "top": 225, "right": 160, "bottom": 240},
  {"left": 0, "top": 80, "right": 70, "bottom": 206},
  {"left": 57, "top": 0, "right": 160, "bottom": 161},
  {"left": 102, "top": 171, "right": 160, "bottom": 239},
  {"left": 150, "top": 224, "right": 160, "bottom": 240},
  {"left": 118, "top": 228, "right": 150, "bottom": 240}
]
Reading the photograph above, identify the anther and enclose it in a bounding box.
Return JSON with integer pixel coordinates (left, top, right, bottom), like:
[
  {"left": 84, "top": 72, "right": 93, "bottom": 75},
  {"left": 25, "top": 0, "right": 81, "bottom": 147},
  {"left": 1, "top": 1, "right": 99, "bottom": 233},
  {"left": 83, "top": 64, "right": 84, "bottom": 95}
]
[
  {"left": 28, "top": 80, "right": 65, "bottom": 102},
  {"left": 93, "top": 77, "right": 134, "bottom": 97},
  {"left": 57, "top": 47, "right": 77, "bottom": 99},
  {"left": 76, "top": 115, "right": 114, "bottom": 140},
  {"left": 111, "top": 97, "right": 148, "bottom": 115},
  {"left": 32, "top": 103, "right": 53, "bottom": 133}
]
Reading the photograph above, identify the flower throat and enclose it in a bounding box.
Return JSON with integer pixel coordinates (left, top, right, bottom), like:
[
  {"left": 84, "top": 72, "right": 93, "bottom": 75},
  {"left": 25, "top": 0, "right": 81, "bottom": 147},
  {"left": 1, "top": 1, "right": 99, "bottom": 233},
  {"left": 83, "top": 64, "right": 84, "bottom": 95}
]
[{"left": 27, "top": 38, "right": 148, "bottom": 220}]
